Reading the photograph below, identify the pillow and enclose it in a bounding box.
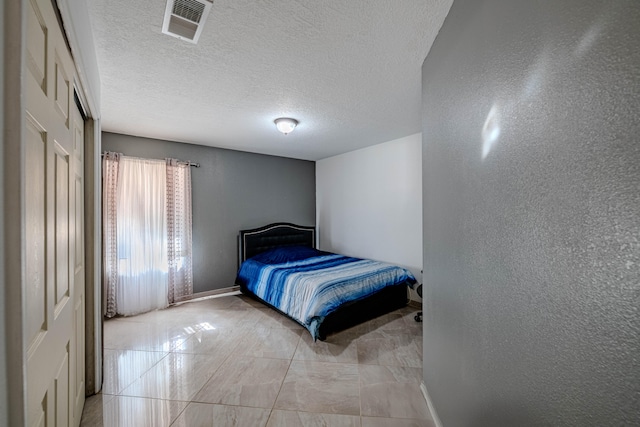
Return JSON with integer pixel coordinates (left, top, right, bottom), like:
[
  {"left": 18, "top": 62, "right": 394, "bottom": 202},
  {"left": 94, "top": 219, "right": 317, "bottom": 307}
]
[{"left": 250, "top": 246, "right": 329, "bottom": 264}]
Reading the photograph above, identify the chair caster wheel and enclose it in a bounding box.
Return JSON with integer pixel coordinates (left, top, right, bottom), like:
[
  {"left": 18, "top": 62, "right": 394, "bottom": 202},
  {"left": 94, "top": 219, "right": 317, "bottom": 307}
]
[{"left": 414, "top": 313, "right": 422, "bottom": 322}]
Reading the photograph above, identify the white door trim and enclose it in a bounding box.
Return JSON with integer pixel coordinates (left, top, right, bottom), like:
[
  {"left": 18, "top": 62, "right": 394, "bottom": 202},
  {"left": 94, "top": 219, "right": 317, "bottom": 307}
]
[
  {"left": 55, "top": 0, "right": 103, "bottom": 394},
  {"left": 3, "top": 1, "right": 28, "bottom": 425}
]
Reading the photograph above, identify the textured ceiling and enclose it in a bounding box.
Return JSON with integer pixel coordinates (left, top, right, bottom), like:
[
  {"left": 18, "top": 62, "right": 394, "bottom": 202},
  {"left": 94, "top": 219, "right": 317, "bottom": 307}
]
[{"left": 86, "top": 0, "right": 452, "bottom": 160}]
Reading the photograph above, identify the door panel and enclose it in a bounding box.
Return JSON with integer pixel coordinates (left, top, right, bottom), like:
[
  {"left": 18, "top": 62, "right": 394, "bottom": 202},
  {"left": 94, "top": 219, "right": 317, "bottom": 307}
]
[
  {"left": 25, "top": 0, "right": 85, "bottom": 425},
  {"left": 54, "top": 346, "right": 70, "bottom": 427},
  {"left": 54, "top": 145, "right": 70, "bottom": 309},
  {"left": 25, "top": 116, "right": 47, "bottom": 350},
  {"left": 26, "top": 0, "right": 47, "bottom": 92},
  {"left": 54, "top": 53, "right": 70, "bottom": 126}
]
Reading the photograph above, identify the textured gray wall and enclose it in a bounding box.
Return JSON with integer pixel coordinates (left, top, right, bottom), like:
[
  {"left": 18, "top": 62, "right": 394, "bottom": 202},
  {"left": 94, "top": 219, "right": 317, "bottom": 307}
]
[
  {"left": 421, "top": 1, "right": 640, "bottom": 426},
  {"left": 102, "top": 133, "right": 316, "bottom": 294},
  {"left": 0, "top": 1, "right": 7, "bottom": 423}
]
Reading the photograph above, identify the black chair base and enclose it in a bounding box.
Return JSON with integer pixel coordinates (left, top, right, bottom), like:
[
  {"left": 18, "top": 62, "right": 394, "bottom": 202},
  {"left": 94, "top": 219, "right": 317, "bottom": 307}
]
[{"left": 414, "top": 283, "right": 423, "bottom": 322}]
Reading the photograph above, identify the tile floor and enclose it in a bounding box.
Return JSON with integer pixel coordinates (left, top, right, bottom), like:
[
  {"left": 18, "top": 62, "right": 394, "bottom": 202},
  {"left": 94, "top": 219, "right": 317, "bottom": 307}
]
[{"left": 81, "top": 292, "right": 432, "bottom": 427}]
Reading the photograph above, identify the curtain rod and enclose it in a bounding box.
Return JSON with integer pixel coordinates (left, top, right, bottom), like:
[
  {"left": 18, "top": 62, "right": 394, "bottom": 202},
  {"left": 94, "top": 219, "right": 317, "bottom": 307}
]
[{"left": 101, "top": 152, "right": 201, "bottom": 168}]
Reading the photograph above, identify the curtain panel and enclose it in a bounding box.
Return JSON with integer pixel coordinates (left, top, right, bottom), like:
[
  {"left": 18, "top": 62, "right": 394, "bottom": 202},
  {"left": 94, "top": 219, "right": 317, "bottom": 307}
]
[
  {"left": 116, "top": 157, "right": 169, "bottom": 316},
  {"left": 166, "top": 159, "right": 194, "bottom": 303},
  {"left": 102, "top": 152, "right": 120, "bottom": 318},
  {"left": 102, "top": 154, "right": 194, "bottom": 317}
]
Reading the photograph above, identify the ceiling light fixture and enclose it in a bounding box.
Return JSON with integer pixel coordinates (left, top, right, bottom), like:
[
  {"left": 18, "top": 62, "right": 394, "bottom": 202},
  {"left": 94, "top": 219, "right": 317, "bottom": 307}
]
[{"left": 274, "top": 118, "right": 298, "bottom": 135}]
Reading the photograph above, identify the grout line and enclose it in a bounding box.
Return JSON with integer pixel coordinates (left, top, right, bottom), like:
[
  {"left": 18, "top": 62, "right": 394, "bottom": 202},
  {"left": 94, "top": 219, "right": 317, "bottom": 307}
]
[
  {"left": 270, "top": 332, "right": 302, "bottom": 413},
  {"left": 184, "top": 333, "right": 253, "bottom": 407},
  {"left": 357, "top": 339, "right": 363, "bottom": 418}
]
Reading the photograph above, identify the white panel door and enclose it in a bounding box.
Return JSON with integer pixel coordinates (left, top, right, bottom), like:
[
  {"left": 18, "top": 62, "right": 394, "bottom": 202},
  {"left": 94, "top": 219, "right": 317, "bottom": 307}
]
[{"left": 25, "top": 0, "right": 84, "bottom": 425}]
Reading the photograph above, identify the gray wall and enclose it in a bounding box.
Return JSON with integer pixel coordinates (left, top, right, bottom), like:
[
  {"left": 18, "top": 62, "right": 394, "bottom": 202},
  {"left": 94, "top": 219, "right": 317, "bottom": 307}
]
[
  {"left": 421, "top": 1, "right": 639, "bottom": 426},
  {"left": 0, "top": 0, "right": 7, "bottom": 423},
  {"left": 102, "top": 132, "right": 316, "bottom": 294}
]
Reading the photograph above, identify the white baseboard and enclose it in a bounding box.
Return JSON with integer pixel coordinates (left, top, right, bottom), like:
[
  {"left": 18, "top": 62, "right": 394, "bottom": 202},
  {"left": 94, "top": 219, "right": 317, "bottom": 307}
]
[
  {"left": 174, "top": 286, "right": 241, "bottom": 305},
  {"left": 421, "top": 381, "right": 443, "bottom": 427}
]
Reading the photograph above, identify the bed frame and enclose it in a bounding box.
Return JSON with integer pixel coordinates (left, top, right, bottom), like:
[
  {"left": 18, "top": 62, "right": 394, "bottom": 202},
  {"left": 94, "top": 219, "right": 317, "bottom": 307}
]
[{"left": 236, "top": 222, "right": 409, "bottom": 340}]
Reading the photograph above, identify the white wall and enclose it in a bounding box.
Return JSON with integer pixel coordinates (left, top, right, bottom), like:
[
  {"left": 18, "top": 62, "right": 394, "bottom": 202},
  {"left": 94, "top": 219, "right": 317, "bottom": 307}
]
[{"left": 316, "top": 133, "right": 422, "bottom": 300}]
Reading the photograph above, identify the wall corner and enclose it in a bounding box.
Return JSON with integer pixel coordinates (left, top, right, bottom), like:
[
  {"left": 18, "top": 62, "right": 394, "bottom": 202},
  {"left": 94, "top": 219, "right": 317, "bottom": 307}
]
[{"left": 421, "top": 381, "right": 443, "bottom": 427}]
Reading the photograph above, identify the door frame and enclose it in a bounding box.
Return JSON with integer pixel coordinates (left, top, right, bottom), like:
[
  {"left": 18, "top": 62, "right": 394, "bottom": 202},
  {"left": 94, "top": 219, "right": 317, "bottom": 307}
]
[
  {"left": 3, "top": 0, "right": 27, "bottom": 424},
  {"left": 2, "top": 0, "right": 101, "bottom": 424},
  {"left": 54, "top": 0, "right": 103, "bottom": 395}
]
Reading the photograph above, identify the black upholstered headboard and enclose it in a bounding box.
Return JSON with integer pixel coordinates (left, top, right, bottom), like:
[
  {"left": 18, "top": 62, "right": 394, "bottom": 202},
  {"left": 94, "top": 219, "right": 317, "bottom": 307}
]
[{"left": 238, "top": 223, "right": 316, "bottom": 265}]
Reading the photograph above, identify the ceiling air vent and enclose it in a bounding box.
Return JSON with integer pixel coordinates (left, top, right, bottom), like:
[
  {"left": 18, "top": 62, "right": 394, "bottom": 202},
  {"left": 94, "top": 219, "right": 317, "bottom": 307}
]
[{"left": 162, "top": 0, "right": 213, "bottom": 44}]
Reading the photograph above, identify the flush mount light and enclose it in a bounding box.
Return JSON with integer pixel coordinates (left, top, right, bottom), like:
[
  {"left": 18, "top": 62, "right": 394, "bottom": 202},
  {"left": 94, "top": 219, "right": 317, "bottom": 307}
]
[{"left": 274, "top": 118, "right": 298, "bottom": 135}]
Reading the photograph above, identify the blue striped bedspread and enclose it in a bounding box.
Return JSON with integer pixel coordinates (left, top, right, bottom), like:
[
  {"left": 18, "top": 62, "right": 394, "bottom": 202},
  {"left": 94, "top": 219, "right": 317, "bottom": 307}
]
[{"left": 236, "top": 246, "right": 416, "bottom": 340}]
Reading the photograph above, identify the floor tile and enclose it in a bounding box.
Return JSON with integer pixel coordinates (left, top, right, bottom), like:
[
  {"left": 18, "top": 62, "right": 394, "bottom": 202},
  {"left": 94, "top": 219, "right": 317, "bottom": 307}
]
[
  {"left": 231, "top": 293, "right": 275, "bottom": 309},
  {"left": 171, "top": 402, "right": 271, "bottom": 427},
  {"left": 102, "top": 349, "right": 168, "bottom": 395},
  {"left": 368, "top": 312, "right": 423, "bottom": 337},
  {"left": 103, "top": 319, "right": 191, "bottom": 352},
  {"left": 357, "top": 334, "right": 422, "bottom": 368},
  {"left": 253, "top": 307, "right": 306, "bottom": 330},
  {"left": 266, "top": 410, "right": 361, "bottom": 426},
  {"left": 361, "top": 417, "right": 435, "bottom": 427},
  {"left": 293, "top": 332, "right": 358, "bottom": 364},
  {"left": 82, "top": 296, "right": 432, "bottom": 426},
  {"left": 121, "top": 352, "right": 227, "bottom": 401},
  {"left": 194, "top": 356, "right": 290, "bottom": 408},
  {"left": 185, "top": 294, "right": 239, "bottom": 310},
  {"left": 99, "top": 395, "right": 187, "bottom": 427},
  {"left": 274, "top": 360, "right": 360, "bottom": 415},
  {"left": 176, "top": 302, "right": 260, "bottom": 330},
  {"left": 112, "top": 305, "right": 184, "bottom": 325},
  {"left": 359, "top": 365, "right": 430, "bottom": 420},
  {"left": 80, "top": 393, "right": 114, "bottom": 427},
  {"left": 173, "top": 326, "right": 245, "bottom": 356},
  {"left": 232, "top": 325, "right": 302, "bottom": 359}
]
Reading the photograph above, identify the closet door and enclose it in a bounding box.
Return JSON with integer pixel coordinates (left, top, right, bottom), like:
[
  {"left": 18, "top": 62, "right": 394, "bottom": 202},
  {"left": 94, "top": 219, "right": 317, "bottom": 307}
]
[{"left": 25, "top": 0, "right": 84, "bottom": 425}]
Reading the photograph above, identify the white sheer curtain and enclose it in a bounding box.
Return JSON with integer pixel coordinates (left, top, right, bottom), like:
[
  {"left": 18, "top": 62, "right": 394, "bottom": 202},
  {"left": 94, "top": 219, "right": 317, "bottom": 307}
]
[{"left": 115, "top": 157, "right": 169, "bottom": 316}]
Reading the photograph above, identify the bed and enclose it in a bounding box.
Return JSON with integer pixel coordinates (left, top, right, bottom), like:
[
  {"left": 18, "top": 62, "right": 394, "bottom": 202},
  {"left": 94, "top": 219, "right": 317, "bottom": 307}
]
[{"left": 235, "top": 223, "right": 416, "bottom": 340}]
